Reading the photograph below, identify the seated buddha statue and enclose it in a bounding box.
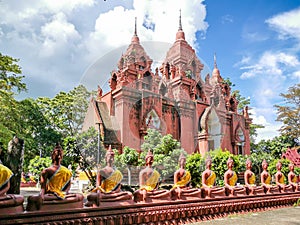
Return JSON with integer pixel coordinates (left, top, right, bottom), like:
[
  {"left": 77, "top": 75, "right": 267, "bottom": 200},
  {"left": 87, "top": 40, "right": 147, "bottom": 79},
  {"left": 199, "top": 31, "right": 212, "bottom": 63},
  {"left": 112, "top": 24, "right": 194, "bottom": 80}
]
[
  {"left": 201, "top": 156, "right": 225, "bottom": 198},
  {"left": 288, "top": 163, "right": 300, "bottom": 192},
  {"left": 170, "top": 153, "right": 201, "bottom": 200},
  {"left": 0, "top": 163, "right": 24, "bottom": 214},
  {"left": 26, "top": 144, "right": 84, "bottom": 211},
  {"left": 85, "top": 146, "right": 133, "bottom": 207},
  {"left": 224, "top": 158, "right": 246, "bottom": 197},
  {"left": 244, "top": 158, "right": 264, "bottom": 195},
  {"left": 133, "top": 150, "right": 171, "bottom": 203},
  {"left": 260, "top": 159, "right": 280, "bottom": 194},
  {"left": 275, "top": 161, "right": 293, "bottom": 193}
]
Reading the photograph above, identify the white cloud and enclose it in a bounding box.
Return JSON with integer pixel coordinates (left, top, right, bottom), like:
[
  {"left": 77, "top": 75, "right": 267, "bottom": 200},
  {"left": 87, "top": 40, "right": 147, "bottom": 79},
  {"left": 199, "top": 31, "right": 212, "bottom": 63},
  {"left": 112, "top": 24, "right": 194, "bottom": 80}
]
[
  {"left": 249, "top": 107, "right": 281, "bottom": 142},
  {"left": 85, "top": 0, "right": 208, "bottom": 62},
  {"left": 266, "top": 7, "right": 300, "bottom": 41},
  {"left": 240, "top": 51, "right": 299, "bottom": 79},
  {"left": 40, "top": 13, "right": 81, "bottom": 57},
  {"left": 0, "top": 0, "right": 208, "bottom": 98},
  {"left": 221, "top": 14, "right": 233, "bottom": 24},
  {"left": 292, "top": 70, "right": 300, "bottom": 79}
]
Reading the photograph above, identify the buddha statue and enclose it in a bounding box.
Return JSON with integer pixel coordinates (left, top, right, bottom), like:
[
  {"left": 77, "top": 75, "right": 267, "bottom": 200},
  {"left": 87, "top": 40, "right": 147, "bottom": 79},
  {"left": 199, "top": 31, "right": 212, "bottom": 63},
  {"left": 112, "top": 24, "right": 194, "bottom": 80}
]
[
  {"left": 133, "top": 150, "right": 171, "bottom": 203},
  {"left": 224, "top": 158, "right": 246, "bottom": 197},
  {"left": 275, "top": 161, "right": 294, "bottom": 193},
  {"left": 0, "top": 163, "right": 24, "bottom": 214},
  {"left": 85, "top": 146, "right": 133, "bottom": 207},
  {"left": 170, "top": 153, "right": 201, "bottom": 200},
  {"left": 288, "top": 163, "right": 300, "bottom": 192},
  {"left": 260, "top": 159, "right": 280, "bottom": 194},
  {"left": 26, "top": 144, "right": 84, "bottom": 211},
  {"left": 201, "top": 156, "right": 225, "bottom": 198},
  {"left": 244, "top": 158, "right": 264, "bottom": 195}
]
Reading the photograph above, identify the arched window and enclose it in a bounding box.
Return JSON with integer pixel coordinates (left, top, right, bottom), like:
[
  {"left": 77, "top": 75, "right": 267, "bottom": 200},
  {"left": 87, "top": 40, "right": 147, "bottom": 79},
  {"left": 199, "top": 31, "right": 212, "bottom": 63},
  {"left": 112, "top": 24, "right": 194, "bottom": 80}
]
[{"left": 207, "top": 109, "right": 221, "bottom": 150}]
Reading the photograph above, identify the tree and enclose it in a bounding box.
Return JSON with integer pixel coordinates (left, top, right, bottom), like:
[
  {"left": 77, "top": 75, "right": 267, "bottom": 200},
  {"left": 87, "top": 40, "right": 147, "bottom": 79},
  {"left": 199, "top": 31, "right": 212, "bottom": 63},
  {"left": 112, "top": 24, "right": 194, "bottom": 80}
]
[
  {"left": 251, "top": 135, "right": 295, "bottom": 159},
  {"left": 275, "top": 83, "right": 300, "bottom": 143},
  {"left": 36, "top": 85, "right": 91, "bottom": 137},
  {"left": 63, "top": 127, "right": 106, "bottom": 187},
  {"left": 0, "top": 53, "right": 26, "bottom": 93},
  {"left": 0, "top": 53, "right": 27, "bottom": 150}
]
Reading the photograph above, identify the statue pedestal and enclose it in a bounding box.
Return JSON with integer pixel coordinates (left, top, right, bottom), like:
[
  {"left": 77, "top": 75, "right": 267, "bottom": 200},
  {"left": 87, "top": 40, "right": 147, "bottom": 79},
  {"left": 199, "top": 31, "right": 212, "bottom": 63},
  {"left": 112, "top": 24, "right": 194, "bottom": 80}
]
[
  {"left": 225, "top": 186, "right": 246, "bottom": 197},
  {"left": 26, "top": 194, "right": 84, "bottom": 212},
  {"left": 0, "top": 194, "right": 24, "bottom": 214}
]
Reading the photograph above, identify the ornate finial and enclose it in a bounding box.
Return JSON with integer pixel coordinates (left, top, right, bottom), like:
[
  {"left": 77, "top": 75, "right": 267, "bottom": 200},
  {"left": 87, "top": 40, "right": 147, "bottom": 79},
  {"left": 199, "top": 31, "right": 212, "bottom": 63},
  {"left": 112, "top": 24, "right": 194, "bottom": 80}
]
[
  {"left": 134, "top": 17, "right": 137, "bottom": 36},
  {"left": 179, "top": 9, "right": 182, "bottom": 31},
  {"left": 214, "top": 53, "right": 217, "bottom": 68}
]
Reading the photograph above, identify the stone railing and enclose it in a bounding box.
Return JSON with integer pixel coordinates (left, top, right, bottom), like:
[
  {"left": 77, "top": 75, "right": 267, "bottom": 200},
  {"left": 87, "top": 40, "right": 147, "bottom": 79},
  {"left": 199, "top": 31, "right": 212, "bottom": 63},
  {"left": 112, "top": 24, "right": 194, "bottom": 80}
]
[{"left": 1, "top": 192, "right": 300, "bottom": 225}]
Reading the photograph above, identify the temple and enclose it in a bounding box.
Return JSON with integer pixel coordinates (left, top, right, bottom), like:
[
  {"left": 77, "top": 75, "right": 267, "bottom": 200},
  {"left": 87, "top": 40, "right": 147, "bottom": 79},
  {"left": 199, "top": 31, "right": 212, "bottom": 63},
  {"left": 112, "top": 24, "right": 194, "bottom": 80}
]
[{"left": 82, "top": 15, "right": 252, "bottom": 155}]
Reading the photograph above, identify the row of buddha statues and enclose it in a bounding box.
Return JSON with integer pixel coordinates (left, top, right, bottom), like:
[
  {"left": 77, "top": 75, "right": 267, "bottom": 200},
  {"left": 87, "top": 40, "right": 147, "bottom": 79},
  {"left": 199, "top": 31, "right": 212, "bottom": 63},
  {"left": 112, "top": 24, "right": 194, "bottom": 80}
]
[{"left": 1, "top": 144, "right": 299, "bottom": 213}]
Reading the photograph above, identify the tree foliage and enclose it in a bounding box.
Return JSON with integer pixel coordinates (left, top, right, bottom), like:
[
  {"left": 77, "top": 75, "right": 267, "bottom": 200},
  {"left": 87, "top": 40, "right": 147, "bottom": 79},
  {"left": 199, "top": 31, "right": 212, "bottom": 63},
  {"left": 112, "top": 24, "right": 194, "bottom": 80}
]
[
  {"left": 0, "top": 53, "right": 26, "bottom": 93},
  {"left": 114, "top": 146, "right": 139, "bottom": 170},
  {"left": 185, "top": 153, "right": 203, "bottom": 187},
  {"left": 27, "top": 156, "right": 52, "bottom": 181},
  {"left": 36, "top": 85, "right": 91, "bottom": 137},
  {"left": 251, "top": 135, "right": 296, "bottom": 159},
  {"left": 275, "top": 83, "right": 300, "bottom": 143}
]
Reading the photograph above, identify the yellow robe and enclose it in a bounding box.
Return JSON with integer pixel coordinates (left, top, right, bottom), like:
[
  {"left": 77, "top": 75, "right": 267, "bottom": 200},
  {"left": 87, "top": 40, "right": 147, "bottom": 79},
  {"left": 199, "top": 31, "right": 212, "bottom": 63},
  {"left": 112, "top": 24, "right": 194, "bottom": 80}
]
[
  {"left": 265, "top": 174, "right": 272, "bottom": 185},
  {"left": 171, "top": 171, "right": 191, "bottom": 190},
  {"left": 278, "top": 173, "right": 285, "bottom": 184},
  {"left": 93, "top": 169, "right": 123, "bottom": 194},
  {"left": 206, "top": 171, "right": 216, "bottom": 187},
  {"left": 291, "top": 175, "right": 297, "bottom": 183},
  {"left": 140, "top": 170, "right": 160, "bottom": 192},
  {"left": 248, "top": 173, "right": 256, "bottom": 185},
  {"left": 228, "top": 171, "right": 238, "bottom": 186},
  {"left": 46, "top": 165, "right": 72, "bottom": 199},
  {"left": 0, "top": 164, "right": 13, "bottom": 189}
]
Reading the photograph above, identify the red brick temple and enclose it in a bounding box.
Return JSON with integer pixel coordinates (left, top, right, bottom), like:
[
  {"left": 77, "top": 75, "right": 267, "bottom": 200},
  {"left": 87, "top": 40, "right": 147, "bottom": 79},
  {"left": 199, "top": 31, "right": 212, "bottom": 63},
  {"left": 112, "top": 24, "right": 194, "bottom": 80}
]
[{"left": 83, "top": 16, "right": 252, "bottom": 155}]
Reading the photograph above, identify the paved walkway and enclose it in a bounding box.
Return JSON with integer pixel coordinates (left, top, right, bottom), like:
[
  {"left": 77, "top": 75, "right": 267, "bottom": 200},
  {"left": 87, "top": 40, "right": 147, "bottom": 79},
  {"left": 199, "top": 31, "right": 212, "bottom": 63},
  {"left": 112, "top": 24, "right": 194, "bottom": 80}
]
[{"left": 190, "top": 207, "right": 300, "bottom": 225}]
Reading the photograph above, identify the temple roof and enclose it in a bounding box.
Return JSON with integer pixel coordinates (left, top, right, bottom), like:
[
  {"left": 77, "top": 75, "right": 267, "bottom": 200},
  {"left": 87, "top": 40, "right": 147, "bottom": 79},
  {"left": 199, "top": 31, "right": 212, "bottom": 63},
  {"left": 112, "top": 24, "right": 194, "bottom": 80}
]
[
  {"left": 117, "top": 17, "right": 152, "bottom": 70},
  {"left": 163, "top": 10, "right": 203, "bottom": 80},
  {"left": 210, "top": 53, "right": 223, "bottom": 86}
]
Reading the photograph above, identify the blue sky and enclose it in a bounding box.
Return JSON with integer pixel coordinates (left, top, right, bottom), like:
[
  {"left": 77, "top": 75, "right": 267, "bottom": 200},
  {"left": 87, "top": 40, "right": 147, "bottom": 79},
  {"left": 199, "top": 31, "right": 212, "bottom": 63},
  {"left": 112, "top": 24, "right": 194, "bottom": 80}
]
[{"left": 0, "top": 0, "right": 299, "bottom": 142}]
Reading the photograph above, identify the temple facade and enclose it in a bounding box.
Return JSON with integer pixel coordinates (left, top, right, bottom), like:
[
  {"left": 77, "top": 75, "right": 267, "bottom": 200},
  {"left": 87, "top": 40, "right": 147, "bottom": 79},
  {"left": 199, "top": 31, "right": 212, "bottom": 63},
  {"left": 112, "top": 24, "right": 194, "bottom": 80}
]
[{"left": 82, "top": 17, "right": 252, "bottom": 155}]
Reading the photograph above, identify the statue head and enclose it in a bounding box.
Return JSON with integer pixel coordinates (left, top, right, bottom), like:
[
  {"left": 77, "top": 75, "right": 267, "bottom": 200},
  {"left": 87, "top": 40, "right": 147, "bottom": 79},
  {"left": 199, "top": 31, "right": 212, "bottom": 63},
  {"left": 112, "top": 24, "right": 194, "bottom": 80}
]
[
  {"left": 205, "top": 156, "right": 212, "bottom": 168},
  {"left": 289, "top": 163, "right": 294, "bottom": 171},
  {"left": 178, "top": 153, "right": 186, "bottom": 166},
  {"left": 246, "top": 158, "right": 252, "bottom": 169},
  {"left": 51, "top": 143, "right": 63, "bottom": 164},
  {"left": 145, "top": 150, "right": 154, "bottom": 166},
  {"left": 105, "top": 145, "right": 114, "bottom": 164},
  {"left": 276, "top": 161, "right": 282, "bottom": 170},
  {"left": 227, "top": 157, "right": 234, "bottom": 168},
  {"left": 262, "top": 159, "right": 268, "bottom": 169}
]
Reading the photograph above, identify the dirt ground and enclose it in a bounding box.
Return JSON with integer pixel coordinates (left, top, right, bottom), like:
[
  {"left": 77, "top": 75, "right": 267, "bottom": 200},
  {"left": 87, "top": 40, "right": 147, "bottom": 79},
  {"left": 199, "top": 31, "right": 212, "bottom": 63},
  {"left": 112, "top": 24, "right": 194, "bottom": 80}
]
[{"left": 191, "top": 207, "right": 300, "bottom": 225}]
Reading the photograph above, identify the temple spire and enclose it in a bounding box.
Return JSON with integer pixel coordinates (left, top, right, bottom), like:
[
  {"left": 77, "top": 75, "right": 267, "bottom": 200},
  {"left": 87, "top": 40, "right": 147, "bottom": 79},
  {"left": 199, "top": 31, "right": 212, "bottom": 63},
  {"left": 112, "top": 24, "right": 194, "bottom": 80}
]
[
  {"left": 131, "top": 17, "right": 139, "bottom": 43},
  {"left": 134, "top": 17, "right": 137, "bottom": 36},
  {"left": 178, "top": 9, "right": 182, "bottom": 31},
  {"left": 214, "top": 53, "right": 217, "bottom": 68}
]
